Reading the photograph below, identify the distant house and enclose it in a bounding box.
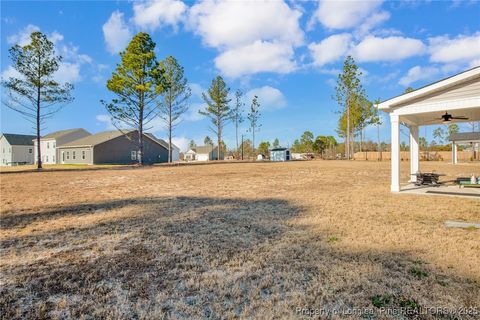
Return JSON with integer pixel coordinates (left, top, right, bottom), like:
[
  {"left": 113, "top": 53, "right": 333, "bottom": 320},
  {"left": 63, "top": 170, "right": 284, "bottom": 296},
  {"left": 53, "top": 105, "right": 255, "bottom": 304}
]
[
  {"left": 34, "top": 128, "right": 91, "bottom": 164},
  {"left": 270, "top": 148, "right": 291, "bottom": 162},
  {"left": 0, "top": 133, "right": 36, "bottom": 166},
  {"left": 184, "top": 145, "right": 224, "bottom": 161},
  {"left": 56, "top": 130, "right": 168, "bottom": 165}
]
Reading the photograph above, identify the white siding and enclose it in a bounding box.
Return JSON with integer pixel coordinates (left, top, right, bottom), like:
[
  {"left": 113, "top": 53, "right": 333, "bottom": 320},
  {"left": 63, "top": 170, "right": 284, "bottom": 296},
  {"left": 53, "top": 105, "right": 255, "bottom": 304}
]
[
  {"left": 197, "top": 154, "right": 209, "bottom": 161},
  {"left": 34, "top": 139, "right": 57, "bottom": 164},
  {"left": 0, "top": 137, "right": 12, "bottom": 166}
]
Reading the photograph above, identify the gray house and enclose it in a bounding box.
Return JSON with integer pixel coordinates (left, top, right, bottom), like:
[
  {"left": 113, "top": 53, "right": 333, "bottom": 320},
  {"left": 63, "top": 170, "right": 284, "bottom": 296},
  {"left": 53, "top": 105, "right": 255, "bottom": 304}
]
[
  {"left": 0, "top": 133, "right": 36, "bottom": 166},
  {"left": 57, "top": 130, "right": 168, "bottom": 165}
]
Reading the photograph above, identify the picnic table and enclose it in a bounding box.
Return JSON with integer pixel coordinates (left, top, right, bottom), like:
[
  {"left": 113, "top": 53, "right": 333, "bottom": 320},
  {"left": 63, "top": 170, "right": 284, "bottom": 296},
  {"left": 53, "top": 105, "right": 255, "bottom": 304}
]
[{"left": 411, "top": 172, "right": 446, "bottom": 186}]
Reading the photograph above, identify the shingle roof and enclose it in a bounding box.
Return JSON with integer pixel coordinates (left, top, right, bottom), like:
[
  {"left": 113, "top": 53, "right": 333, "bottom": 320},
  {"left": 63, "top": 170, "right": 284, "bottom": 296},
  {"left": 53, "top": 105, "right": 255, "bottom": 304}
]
[
  {"left": 193, "top": 145, "right": 218, "bottom": 154},
  {"left": 60, "top": 130, "right": 127, "bottom": 147},
  {"left": 42, "top": 128, "right": 89, "bottom": 140},
  {"left": 60, "top": 130, "right": 173, "bottom": 148},
  {"left": 449, "top": 132, "right": 480, "bottom": 142},
  {"left": 145, "top": 133, "right": 179, "bottom": 150},
  {"left": 1, "top": 133, "right": 36, "bottom": 146}
]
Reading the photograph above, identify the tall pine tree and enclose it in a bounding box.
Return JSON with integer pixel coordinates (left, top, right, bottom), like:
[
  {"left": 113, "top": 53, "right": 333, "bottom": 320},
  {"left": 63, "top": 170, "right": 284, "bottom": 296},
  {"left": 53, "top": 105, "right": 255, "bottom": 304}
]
[
  {"left": 102, "top": 32, "right": 164, "bottom": 165},
  {"left": 199, "top": 76, "right": 231, "bottom": 160},
  {"left": 2, "top": 32, "right": 74, "bottom": 169}
]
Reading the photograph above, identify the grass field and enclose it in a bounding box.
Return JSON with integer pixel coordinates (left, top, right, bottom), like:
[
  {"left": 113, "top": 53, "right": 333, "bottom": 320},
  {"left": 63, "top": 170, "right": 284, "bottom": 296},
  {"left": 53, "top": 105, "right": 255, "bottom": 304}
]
[{"left": 1, "top": 160, "right": 479, "bottom": 319}]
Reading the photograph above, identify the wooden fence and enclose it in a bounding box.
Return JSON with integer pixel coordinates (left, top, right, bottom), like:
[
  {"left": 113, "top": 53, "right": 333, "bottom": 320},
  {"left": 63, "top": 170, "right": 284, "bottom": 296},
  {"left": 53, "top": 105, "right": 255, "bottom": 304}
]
[{"left": 353, "top": 151, "right": 479, "bottom": 161}]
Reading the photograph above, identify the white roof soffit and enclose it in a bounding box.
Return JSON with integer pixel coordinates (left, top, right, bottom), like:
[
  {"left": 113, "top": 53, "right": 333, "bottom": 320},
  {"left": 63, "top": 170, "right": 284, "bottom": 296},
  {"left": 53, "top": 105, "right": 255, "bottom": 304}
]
[{"left": 376, "top": 66, "right": 480, "bottom": 112}]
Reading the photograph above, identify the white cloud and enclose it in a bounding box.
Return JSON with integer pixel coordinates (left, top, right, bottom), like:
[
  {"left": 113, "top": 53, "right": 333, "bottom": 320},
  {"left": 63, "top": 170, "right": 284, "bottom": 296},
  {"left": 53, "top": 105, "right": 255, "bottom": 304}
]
[
  {"left": 55, "top": 62, "right": 81, "bottom": 83},
  {"left": 7, "top": 24, "right": 40, "bottom": 46},
  {"left": 214, "top": 41, "right": 296, "bottom": 78},
  {"left": 133, "top": 0, "right": 187, "bottom": 30},
  {"left": 311, "top": 0, "right": 383, "bottom": 30},
  {"left": 245, "top": 86, "right": 287, "bottom": 111},
  {"left": 188, "top": 0, "right": 302, "bottom": 78},
  {"left": 183, "top": 102, "right": 206, "bottom": 122},
  {"left": 428, "top": 33, "right": 480, "bottom": 65},
  {"left": 170, "top": 136, "right": 190, "bottom": 152},
  {"left": 355, "top": 10, "right": 390, "bottom": 36},
  {"left": 102, "top": 11, "right": 132, "bottom": 54},
  {"left": 352, "top": 36, "right": 426, "bottom": 62},
  {"left": 0, "top": 66, "right": 21, "bottom": 80},
  {"left": 399, "top": 66, "right": 440, "bottom": 87},
  {"left": 96, "top": 114, "right": 116, "bottom": 130},
  {"left": 188, "top": 0, "right": 303, "bottom": 49},
  {"left": 309, "top": 34, "right": 352, "bottom": 67},
  {"left": 6, "top": 26, "right": 91, "bottom": 84}
]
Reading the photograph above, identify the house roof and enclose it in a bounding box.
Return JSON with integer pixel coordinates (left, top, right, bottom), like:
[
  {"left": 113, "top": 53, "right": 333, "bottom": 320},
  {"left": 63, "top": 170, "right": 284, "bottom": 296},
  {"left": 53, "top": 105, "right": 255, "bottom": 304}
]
[
  {"left": 448, "top": 132, "right": 480, "bottom": 142},
  {"left": 145, "top": 133, "right": 179, "bottom": 150},
  {"left": 42, "top": 128, "right": 89, "bottom": 140},
  {"left": 377, "top": 66, "right": 480, "bottom": 112},
  {"left": 271, "top": 148, "right": 288, "bottom": 151},
  {"left": 193, "top": 145, "right": 218, "bottom": 154},
  {"left": 60, "top": 130, "right": 125, "bottom": 147},
  {"left": 60, "top": 130, "right": 170, "bottom": 148},
  {"left": 1, "top": 133, "right": 36, "bottom": 146}
]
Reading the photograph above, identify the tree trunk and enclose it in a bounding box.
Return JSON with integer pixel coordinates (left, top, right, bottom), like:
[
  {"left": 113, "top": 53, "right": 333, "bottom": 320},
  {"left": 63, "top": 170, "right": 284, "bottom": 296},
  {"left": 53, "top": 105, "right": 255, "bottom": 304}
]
[
  {"left": 168, "top": 104, "right": 172, "bottom": 163},
  {"left": 217, "top": 130, "right": 221, "bottom": 161},
  {"left": 346, "top": 101, "right": 350, "bottom": 160},
  {"left": 138, "top": 100, "right": 144, "bottom": 166},
  {"left": 36, "top": 86, "right": 42, "bottom": 170},
  {"left": 252, "top": 129, "right": 255, "bottom": 158}
]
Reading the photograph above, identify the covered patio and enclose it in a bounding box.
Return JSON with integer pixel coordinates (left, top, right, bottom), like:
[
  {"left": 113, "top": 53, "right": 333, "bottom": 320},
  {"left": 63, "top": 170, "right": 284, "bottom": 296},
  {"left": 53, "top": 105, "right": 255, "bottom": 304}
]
[{"left": 377, "top": 67, "right": 480, "bottom": 193}]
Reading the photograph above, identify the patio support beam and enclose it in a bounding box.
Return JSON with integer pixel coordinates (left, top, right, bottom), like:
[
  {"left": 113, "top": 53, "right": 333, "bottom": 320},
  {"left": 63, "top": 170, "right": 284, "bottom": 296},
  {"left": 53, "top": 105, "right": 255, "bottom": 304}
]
[
  {"left": 452, "top": 141, "right": 458, "bottom": 164},
  {"left": 390, "top": 114, "right": 400, "bottom": 192},
  {"left": 409, "top": 125, "right": 419, "bottom": 182}
]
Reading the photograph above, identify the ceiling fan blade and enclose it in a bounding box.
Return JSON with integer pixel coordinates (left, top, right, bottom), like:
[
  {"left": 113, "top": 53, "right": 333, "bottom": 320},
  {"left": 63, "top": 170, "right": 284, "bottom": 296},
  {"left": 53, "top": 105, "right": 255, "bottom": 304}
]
[{"left": 450, "top": 116, "right": 469, "bottom": 120}]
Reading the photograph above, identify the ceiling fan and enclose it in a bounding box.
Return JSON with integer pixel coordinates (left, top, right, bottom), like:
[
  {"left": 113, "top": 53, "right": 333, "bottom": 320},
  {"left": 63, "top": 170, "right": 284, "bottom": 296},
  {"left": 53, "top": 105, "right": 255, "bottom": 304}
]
[{"left": 434, "top": 112, "right": 469, "bottom": 123}]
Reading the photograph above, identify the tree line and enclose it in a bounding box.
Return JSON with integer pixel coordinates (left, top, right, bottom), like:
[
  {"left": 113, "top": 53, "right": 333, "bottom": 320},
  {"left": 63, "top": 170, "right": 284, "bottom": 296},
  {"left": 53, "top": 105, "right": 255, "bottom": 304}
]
[{"left": 2, "top": 31, "right": 263, "bottom": 167}]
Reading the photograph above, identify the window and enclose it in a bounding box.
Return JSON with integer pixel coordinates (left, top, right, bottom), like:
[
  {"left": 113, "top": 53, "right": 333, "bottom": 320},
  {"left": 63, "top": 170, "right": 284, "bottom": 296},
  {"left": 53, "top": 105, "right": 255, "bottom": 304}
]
[
  {"left": 53, "top": 142, "right": 56, "bottom": 148},
  {"left": 47, "top": 142, "right": 49, "bottom": 149},
  {"left": 53, "top": 156, "right": 55, "bottom": 163},
  {"left": 82, "top": 151, "right": 86, "bottom": 160},
  {"left": 73, "top": 151, "right": 76, "bottom": 160},
  {"left": 66, "top": 152, "right": 70, "bottom": 160},
  {"left": 62, "top": 152, "right": 65, "bottom": 161},
  {"left": 46, "top": 156, "right": 48, "bottom": 162},
  {"left": 29, "top": 148, "right": 32, "bottom": 153},
  {"left": 131, "top": 151, "right": 137, "bottom": 160}
]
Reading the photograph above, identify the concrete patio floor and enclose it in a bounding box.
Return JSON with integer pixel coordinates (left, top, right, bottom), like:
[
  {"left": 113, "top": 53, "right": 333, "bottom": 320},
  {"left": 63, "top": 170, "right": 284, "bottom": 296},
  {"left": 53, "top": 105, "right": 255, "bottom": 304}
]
[{"left": 400, "top": 183, "right": 480, "bottom": 199}]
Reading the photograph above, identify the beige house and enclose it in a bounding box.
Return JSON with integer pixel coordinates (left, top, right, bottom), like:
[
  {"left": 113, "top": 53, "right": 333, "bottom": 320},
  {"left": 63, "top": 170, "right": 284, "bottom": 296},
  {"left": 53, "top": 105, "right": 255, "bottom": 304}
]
[
  {"left": 184, "top": 145, "right": 224, "bottom": 161},
  {"left": 34, "top": 128, "right": 90, "bottom": 164},
  {"left": 0, "top": 133, "right": 36, "bottom": 166}
]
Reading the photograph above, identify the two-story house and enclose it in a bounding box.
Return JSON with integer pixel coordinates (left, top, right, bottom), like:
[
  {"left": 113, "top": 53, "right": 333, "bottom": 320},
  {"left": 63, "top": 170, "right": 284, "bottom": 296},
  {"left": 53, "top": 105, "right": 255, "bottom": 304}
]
[{"left": 34, "top": 128, "right": 91, "bottom": 164}]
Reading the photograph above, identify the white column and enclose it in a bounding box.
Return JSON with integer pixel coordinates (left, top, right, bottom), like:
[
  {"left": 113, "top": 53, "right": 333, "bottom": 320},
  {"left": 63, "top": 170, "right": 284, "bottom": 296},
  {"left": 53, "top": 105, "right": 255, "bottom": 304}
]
[
  {"left": 409, "top": 125, "right": 419, "bottom": 183},
  {"left": 452, "top": 142, "right": 458, "bottom": 164},
  {"left": 390, "top": 114, "right": 400, "bottom": 192}
]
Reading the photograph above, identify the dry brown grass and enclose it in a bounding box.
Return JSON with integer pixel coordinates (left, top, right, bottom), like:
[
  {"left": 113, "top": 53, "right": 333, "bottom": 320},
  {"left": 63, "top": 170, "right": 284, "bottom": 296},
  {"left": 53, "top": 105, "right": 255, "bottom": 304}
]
[{"left": 1, "top": 160, "right": 479, "bottom": 319}]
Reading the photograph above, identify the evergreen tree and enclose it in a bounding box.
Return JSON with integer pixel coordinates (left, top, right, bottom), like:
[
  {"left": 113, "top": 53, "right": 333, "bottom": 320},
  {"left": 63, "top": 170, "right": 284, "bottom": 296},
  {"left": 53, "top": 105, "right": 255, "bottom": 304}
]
[
  {"left": 102, "top": 32, "right": 164, "bottom": 165},
  {"left": 200, "top": 76, "right": 232, "bottom": 160},
  {"left": 231, "top": 89, "right": 244, "bottom": 151},
  {"left": 158, "top": 56, "right": 191, "bottom": 162},
  {"left": 2, "top": 31, "right": 74, "bottom": 169},
  {"left": 272, "top": 138, "right": 280, "bottom": 148},
  {"left": 204, "top": 136, "right": 213, "bottom": 145},
  {"left": 335, "top": 56, "right": 366, "bottom": 159},
  {"left": 247, "top": 95, "right": 261, "bottom": 155}
]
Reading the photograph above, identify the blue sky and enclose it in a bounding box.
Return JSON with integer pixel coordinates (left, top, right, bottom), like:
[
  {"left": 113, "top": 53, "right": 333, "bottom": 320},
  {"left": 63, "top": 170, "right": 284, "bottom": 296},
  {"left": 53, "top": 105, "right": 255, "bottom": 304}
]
[{"left": 1, "top": 0, "right": 479, "bottom": 151}]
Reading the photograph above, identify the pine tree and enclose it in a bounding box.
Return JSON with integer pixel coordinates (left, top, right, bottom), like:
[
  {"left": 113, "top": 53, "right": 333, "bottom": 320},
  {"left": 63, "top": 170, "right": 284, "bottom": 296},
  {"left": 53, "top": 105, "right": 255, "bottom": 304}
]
[
  {"left": 2, "top": 31, "right": 74, "bottom": 169},
  {"left": 158, "top": 56, "right": 191, "bottom": 162},
  {"left": 101, "top": 32, "right": 164, "bottom": 165},
  {"left": 247, "top": 95, "right": 261, "bottom": 155},
  {"left": 199, "top": 76, "right": 232, "bottom": 160},
  {"left": 231, "top": 89, "right": 244, "bottom": 151}
]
